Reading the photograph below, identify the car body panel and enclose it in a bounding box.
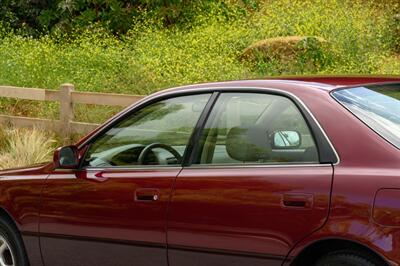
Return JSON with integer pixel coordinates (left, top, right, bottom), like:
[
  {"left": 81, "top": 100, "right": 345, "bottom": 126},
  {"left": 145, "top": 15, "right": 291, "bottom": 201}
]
[
  {"left": 0, "top": 76, "right": 399, "bottom": 266},
  {"left": 282, "top": 81, "right": 400, "bottom": 265},
  {"left": 38, "top": 168, "right": 181, "bottom": 266},
  {"left": 168, "top": 165, "right": 333, "bottom": 265},
  {"left": 0, "top": 163, "right": 52, "bottom": 266},
  {"left": 283, "top": 166, "right": 400, "bottom": 266}
]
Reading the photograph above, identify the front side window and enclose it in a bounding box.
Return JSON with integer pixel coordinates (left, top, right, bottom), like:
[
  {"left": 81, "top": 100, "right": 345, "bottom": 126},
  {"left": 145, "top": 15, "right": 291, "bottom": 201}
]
[
  {"left": 332, "top": 83, "right": 400, "bottom": 149},
  {"left": 83, "top": 94, "right": 211, "bottom": 167},
  {"left": 194, "top": 93, "right": 319, "bottom": 165}
]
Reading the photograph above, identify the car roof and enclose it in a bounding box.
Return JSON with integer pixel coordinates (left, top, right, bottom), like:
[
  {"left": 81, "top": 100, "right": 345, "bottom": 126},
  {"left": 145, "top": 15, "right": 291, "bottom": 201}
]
[
  {"left": 156, "top": 76, "right": 400, "bottom": 96},
  {"left": 159, "top": 80, "right": 334, "bottom": 97}
]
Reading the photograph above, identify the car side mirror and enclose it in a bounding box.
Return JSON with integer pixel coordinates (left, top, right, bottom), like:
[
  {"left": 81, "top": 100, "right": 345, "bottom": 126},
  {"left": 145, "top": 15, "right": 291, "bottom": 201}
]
[
  {"left": 53, "top": 145, "right": 79, "bottom": 169},
  {"left": 271, "top": 130, "right": 301, "bottom": 149}
]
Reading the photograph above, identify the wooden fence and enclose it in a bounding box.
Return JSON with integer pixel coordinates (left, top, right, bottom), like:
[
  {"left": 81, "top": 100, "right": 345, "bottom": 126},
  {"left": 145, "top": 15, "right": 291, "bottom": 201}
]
[{"left": 0, "top": 83, "right": 144, "bottom": 142}]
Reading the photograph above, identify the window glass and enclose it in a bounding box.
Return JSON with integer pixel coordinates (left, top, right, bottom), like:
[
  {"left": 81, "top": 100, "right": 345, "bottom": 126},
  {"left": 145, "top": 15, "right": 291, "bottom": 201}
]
[
  {"left": 332, "top": 83, "right": 400, "bottom": 149},
  {"left": 195, "top": 93, "right": 319, "bottom": 165},
  {"left": 83, "top": 94, "right": 211, "bottom": 167}
]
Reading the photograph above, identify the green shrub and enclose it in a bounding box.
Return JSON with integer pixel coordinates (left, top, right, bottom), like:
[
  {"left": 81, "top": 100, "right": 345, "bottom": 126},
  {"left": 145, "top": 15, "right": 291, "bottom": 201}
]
[
  {"left": 0, "top": 0, "right": 398, "bottom": 124},
  {"left": 0, "top": 0, "right": 256, "bottom": 35}
]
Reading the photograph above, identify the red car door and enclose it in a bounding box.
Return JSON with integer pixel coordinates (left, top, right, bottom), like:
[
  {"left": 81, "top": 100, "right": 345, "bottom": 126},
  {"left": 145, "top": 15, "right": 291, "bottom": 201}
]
[
  {"left": 39, "top": 93, "right": 212, "bottom": 266},
  {"left": 167, "top": 92, "right": 336, "bottom": 265}
]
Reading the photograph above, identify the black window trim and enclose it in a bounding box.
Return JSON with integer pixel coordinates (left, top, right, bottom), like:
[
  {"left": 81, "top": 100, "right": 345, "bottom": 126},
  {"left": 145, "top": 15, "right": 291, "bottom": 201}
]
[
  {"left": 182, "top": 92, "right": 219, "bottom": 166},
  {"left": 185, "top": 89, "right": 338, "bottom": 167},
  {"left": 78, "top": 87, "right": 339, "bottom": 169}
]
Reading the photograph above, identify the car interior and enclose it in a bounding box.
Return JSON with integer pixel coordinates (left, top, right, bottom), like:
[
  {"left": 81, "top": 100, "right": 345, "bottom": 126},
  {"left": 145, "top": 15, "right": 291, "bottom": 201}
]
[
  {"left": 85, "top": 93, "right": 319, "bottom": 168},
  {"left": 197, "top": 94, "right": 319, "bottom": 164}
]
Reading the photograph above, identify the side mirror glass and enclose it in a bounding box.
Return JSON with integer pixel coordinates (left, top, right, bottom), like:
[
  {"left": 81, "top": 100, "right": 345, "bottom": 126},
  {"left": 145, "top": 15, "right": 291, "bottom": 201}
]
[
  {"left": 53, "top": 145, "right": 79, "bottom": 169},
  {"left": 272, "top": 130, "right": 301, "bottom": 149}
]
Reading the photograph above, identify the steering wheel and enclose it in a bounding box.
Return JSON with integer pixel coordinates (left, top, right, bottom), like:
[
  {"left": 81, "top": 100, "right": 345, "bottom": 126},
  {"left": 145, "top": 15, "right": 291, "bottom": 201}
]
[{"left": 138, "top": 143, "right": 182, "bottom": 165}]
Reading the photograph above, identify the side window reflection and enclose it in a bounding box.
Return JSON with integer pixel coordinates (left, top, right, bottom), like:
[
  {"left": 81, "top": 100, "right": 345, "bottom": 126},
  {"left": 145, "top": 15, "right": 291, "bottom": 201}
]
[
  {"left": 195, "top": 93, "right": 319, "bottom": 165},
  {"left": 83, "top": 94, "right": 211, "bottom": 168}
]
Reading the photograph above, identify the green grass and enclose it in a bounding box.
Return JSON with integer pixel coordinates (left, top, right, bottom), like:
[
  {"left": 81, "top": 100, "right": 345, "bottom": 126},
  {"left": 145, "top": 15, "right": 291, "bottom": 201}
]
[{"left": 0, "top": 0, "right": 399, "bottom": 124}]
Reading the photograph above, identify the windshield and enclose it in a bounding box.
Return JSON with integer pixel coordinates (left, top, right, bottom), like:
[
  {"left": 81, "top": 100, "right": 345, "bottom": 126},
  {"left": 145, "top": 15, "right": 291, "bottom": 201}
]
[{"left": 331, "top": 83, "right": 400, "bottom": 149}]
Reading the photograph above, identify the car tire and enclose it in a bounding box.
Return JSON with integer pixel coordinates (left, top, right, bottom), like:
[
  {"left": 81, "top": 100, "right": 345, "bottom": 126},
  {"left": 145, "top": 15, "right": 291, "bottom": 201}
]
[
  {"left": 0, "top": 217, "right": 29, "bottom": 266},
  {"left": 315, "top": 250, "right": 385, "bottom": 266}
]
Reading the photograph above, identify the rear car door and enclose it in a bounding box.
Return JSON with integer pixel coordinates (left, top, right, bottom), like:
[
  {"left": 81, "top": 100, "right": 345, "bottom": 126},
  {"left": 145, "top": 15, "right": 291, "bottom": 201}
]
[
  {"left": 39, "top": 93, "right": 212, "bottom": 266},
  {"left": 167, "top": 91, "right": 336, "bottom": 265}
]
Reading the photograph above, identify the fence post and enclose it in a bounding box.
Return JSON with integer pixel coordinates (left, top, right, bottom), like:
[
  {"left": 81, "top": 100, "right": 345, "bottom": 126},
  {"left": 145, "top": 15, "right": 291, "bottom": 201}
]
[{"left": 59, "top": 83, "right": 74, "bottom": 144}]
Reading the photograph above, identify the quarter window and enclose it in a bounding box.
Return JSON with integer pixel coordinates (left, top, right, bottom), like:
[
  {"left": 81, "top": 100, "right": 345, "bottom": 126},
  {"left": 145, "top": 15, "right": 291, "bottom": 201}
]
[
  {"left": 82, "top": 94, "right": 211, "bottom": 167},
  {"left": 194, "top": 93, "right": 319, "bottom": 165},
  {"left": 332, "top": 84, "right": 400, "bottom": 149}
]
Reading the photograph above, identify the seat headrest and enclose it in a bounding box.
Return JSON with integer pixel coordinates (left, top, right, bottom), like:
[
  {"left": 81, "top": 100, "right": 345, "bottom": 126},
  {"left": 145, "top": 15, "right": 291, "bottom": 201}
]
[{"left": 226, "top": 126, "right": 271, "bottom": 162}]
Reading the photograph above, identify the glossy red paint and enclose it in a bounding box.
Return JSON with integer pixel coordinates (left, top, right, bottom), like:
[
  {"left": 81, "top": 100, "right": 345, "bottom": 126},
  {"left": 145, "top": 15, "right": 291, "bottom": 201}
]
[
  {"left": 281, "top": 79, "right": 400, "bottom": 266},
  {"left": 168, "top": 166, "right": 332, "bottom": 265},
  {"left": 373, "top": 189, "right": 400, "bottom": 227},
  {"left": 39, "top": 168, "right": 179, "bottom": 266},
  {"left": 0, "top": 163, "right": 52, "bottom": 266},
  {"left": 0, "top": 76, "right": 399, "bottom": 266},
  {"left": 275, "top": 75, "right": 400, "bottom": 86}
]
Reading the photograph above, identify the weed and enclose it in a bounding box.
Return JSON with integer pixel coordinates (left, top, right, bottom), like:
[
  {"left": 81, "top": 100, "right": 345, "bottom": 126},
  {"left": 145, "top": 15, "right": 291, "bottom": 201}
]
[
  {"left": 0, "top": 127, "right": 56, "bottom": 169},
  {"left": 0, "top": 0, "right": 398, "bottom": 123}
]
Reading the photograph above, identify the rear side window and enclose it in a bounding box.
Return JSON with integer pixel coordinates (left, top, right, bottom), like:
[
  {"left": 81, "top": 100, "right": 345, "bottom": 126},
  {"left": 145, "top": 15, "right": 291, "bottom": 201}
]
[
  {"left": 332, "top": 83, "right": 400, "bottom": 149},
  {"left": 194, "top": 93, "right": 319, "bottom": 165}
]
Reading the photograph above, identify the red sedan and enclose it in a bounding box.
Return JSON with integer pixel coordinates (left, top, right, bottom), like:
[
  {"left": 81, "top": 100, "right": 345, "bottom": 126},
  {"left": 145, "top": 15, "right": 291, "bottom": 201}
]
[{"left": 0, "top": 76, "right": 400, "bottom": 266}]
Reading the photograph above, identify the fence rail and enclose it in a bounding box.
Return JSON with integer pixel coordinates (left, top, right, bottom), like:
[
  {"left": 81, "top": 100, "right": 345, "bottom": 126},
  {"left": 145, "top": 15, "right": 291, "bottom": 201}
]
[{"left": 0, "top": 84, "right": 144, "bottom": 143}]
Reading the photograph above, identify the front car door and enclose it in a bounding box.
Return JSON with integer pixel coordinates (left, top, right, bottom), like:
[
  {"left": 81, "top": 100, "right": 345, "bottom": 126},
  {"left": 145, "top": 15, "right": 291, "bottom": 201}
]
[
  {"left": 167, "top": 91, "right": 337, "bottom": 265},
  {"left": 39, "top": 93, "right": 212, "bottom": 266}
]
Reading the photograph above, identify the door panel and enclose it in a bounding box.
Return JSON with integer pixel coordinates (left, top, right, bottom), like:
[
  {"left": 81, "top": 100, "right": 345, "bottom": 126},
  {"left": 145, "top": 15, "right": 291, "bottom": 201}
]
[
  {"left": 41, "top": 237, "right": 165, "bottom": 266},
  {"left": 39, "top": 93, "right": 212, "bottom": 265},
  {"left": 169, "top": 249, "right": 282, "bottom": 266},
  {"left": 167, "top": 92, "right": 333, "bottom": 264},
  {"left": 167, "top": 166, "right": 333, "bottom": 265},
  {"left": 40, "top": 168, "right": 180, "bottom": 266}
]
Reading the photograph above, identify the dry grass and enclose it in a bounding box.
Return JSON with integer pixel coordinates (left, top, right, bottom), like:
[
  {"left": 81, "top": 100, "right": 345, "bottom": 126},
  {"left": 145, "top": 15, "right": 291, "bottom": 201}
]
[
  {"left": 0, "top": 127, "right": 56, "bottom": 170},
  {"left": 241, "top": 36, "right": 328, "bottom": 61}
]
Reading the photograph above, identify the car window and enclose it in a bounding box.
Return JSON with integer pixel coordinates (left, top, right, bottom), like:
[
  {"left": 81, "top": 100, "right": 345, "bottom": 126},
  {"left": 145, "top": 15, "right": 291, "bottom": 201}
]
[
  {"left": 194, "top": 93, "right": 319, "bottom": 165},
  {"left": 332, "top": 83, "right": 400, "bottom": 149},
  {"left": 82, "top": 94, "right": 211, "bottom": 168}
]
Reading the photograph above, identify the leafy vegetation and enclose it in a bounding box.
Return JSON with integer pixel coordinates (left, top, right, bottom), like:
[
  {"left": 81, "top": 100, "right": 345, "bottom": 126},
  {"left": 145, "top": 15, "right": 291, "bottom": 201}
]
[
  {"left": 0, "top": 0, "right": 254, "bottom": 35},
  {"left": 0, "top": 0, "right": 398, "bottom": 168},
  {"left": 0, "top": 0, "right": 399, "bottom": 123}
]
